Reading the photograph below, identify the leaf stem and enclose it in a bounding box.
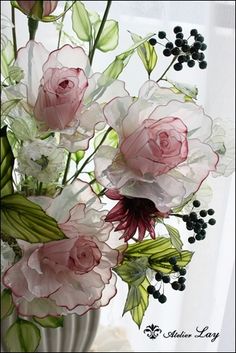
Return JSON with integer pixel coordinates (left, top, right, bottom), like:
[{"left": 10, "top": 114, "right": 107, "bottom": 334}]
[
  {"left": 68, "top": 127, "right": 112, "bottom": 184},
  {"left": 62, "top": 152, "right": 71, "bottom": 185},
  {"left": 28, "top": 17, "right": 39, "bottom": 40},
  {"left": 89, "top": 0, "right": 112, "bottom": 65},
  {"left": 156, "top": 56, "right": 178, "bottom": 83},
  {"left": 11, "top": 6, "right": 17, "bottom": 59},
  {"left": 57, "top": 1, "right": 69, "bottom": 49}
]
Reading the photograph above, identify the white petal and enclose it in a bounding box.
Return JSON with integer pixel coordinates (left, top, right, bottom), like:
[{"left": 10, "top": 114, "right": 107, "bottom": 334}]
[
  {"left": 139, "top": 80, "right": 185, "bottom": 104},
  {"left": 15, "top": 41, "right": 49, "bottom": 106}
]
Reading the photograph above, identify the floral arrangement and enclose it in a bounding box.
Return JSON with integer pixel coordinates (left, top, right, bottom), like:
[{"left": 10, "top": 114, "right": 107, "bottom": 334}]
[{"left": 0, "top": 1, "right": 234, "bottom": 352}]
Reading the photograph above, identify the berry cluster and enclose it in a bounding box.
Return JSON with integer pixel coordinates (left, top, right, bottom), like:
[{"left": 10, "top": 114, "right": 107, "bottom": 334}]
[
  {"left": 147, "top": 257, "right": 187, "bottom": 303},
  {"left": 182, "top": 200, "right": 216, "bottom": 244},
  {"left": 149, "top": 26, "right": 207, "bottom": 71}
]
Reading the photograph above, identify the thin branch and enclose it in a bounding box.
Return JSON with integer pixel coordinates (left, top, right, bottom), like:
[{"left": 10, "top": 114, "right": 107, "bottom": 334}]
[
  {"left": 156, "top": 56, "right": 178, "bottom": 83},
  {"left": 11, "top": 6, "right": 17, "bottom": 59}
]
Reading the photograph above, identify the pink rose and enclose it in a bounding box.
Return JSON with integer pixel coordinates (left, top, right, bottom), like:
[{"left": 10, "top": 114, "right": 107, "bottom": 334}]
[
  {"left": 94, "top": 81, "right": 219, "bottom": 212},
  {"left": 120, "top": 117, "right": 188, "bottom": 177},
  {"left": 14, "top": 41, "right": 127, "bottom": 151},
  {"left": 17, "top": 1, "right": 58, "bottom": 16},
  {"left": 3, "top": 180, "right": 124, "bottom": 317},
  {"left": 34, "top": 67, "right": 88, "bottom": 129}
]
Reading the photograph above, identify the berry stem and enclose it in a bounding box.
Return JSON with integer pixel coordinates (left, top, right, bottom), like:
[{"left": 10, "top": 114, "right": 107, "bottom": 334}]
[
  {"left": 169, "top": 213, "right": 183, "bottom": 218},
  {"left": 156, "top": 56, "right": 178, "bottom": 83},
  {"left": 11, "top": 6, "right": 17, "bottom": 60}
]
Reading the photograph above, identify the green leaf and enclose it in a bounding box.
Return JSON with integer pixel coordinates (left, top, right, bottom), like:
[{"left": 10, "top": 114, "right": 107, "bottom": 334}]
[
  {"left": 164, "top": 224, "right": 183, "bottom": 252},
  {"left": 123, "top": 285, "right": 141, "bottom": 315},
  {"left": 114, "top": 257, "right": 148, "bottom": 286},
  {"left": 72, "top": 1, "right": 92, "bottom": 41},
  {"left": 0, "top": 126, "right": 14, "bottom": 197},
  {"left": 1, "top": 194, "right": 66, "bottom": 243},
  {"left": 1, "top": 39, "right": 14, "bottom": 81},
  {"left": 167, "top": 77, "right": 198, "bottom": 99},
  {"left": 5, "top": 318, "right": 41, "bottom": 352},
  {"left": 71, "top": 150, "right": 85, "bottom": 165},
  {"left": 125, "top": 237, "right": 172, "bottom": 257},
  {"left": 130, "top": 31, "right": 157, "bottom": 76},
  {"left": 1, "top": 289, "right": 14, "bottom": 320},
  {"left": 95, "top": 20, "right": 119, "bottom": 52},
  {"left": 33, "top": 316, "right": 64, "bottom": 328},
  {"left": 1, "top": 99, "right": 22, "bottom": 119},
  {"left": 130, "top": 278, "right": 150, "bottom": 328},
  {"left": 149, "top": 248, "right": 193, "bottom": 274},
  {"left": 102, "top": 32, "right": 155, "bottom": 81}
]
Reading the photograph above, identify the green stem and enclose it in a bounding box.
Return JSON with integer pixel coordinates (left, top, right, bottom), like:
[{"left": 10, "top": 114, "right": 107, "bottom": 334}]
[
  {"left": 62, "top": 152, "right": 72, "bottom": 185},
  {"left": 69, "top": 127, "right": 112, "bottom": 184},
  {"left": 98, "top": 187, "right": 107, "bottom": 197},
  {"left": 11, "top": 6, "right": 17, "bottom": 59},
  {"left": 28, "top": 17, "right": 39, "bottom": 40},
  {"left": 57, "top": 1, "right": 69, "bottom": 49},
  {"left": 156, "top": 56, "right": 178, "bottom": 83},
  {"left": 89, "top": 0, "right": 112, "bottom": 65}
]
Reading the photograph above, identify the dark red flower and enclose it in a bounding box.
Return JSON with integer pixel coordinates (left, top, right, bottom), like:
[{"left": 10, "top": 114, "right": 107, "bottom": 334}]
[{"left": 105, "top": 189, "right": 169, "bottom": 242}]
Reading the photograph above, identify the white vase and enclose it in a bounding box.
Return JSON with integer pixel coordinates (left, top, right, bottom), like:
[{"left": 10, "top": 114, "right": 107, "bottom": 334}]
[{"left": 1, "top": 310, "right": 100, "bottom": 352}]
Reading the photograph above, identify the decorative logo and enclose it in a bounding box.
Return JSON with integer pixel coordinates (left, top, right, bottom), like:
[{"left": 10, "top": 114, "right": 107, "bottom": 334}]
[{"left": 143, "top": 324, "right": 162, "bottom": 339}]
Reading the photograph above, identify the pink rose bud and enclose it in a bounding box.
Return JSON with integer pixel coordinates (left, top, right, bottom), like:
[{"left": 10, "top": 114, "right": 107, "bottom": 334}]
[
  {"left": 34, "top": 67, "right": 88, "bottom": 130},
  {"left": 17, "top": 1, "right": 58, "bottom": 17}
]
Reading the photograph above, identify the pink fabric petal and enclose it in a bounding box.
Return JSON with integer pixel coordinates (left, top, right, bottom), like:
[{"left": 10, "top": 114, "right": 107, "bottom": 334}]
[{"left": 42, "top": 45, "right": 91, "bottom": 77}]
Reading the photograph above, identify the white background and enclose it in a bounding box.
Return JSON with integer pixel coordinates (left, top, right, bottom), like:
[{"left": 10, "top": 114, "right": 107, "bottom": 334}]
[{"left": 1, "top": 1, "right": 235, "bottom": 352}]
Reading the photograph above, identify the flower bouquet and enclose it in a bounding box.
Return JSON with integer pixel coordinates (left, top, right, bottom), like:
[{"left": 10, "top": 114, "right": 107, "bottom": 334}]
[{"left": 1, "top": 1, "right": 235, "bottom": 352}]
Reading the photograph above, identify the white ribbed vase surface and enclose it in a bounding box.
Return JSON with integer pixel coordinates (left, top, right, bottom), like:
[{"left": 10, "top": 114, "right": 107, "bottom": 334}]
[{"left": 1, "top": 310, "right": 100, "bottom": 352}]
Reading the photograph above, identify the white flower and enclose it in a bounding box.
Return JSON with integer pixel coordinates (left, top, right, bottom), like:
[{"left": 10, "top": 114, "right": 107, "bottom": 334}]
[{"left": 17, "top": 138, "right": 65, "bottom": 183}]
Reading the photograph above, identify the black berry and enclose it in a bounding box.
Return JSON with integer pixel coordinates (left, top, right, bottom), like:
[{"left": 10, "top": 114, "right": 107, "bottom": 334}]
[
  {"left": 175, "top": 38, "right": 183, "bottom": 47},
  {"left": 198, "top": 52, "right": 205, "bottom": 61},
  {"left": 199, "top": 61, "right": 207, "bottom": 69},
  {"left": 158, "top": 294, "right": 167, "bottom": 303},
  {"left": 158, "top": 31, "right": 166, "bottom": 39},
  {"left": 193, "top": 200, "right": 201, "bottom": 207},
  {"left": 201, "top": 43, "right": 207, "bottom": 51},
  {"left": 190, "top": 212, "right": 198, "bottom": 221},
  {"left": 172, "top": 281, "right": 180, "bottom": 290},
  {"left": 182, "top": 44, "right": 190, "bottom": 53},
  {"left": 163, "top": 48, "right": 171, "bottom": 57},
  {"left": 178, "top": 55, "right": 186, "bottom": 63},
  {"left": 196, "top": 35, "right": 204, "bottom": 42},
  {"left": 186, "top": 222, "right": 194, "bottom": 230},
  {"left": 166, "top": 42, "right": 174, "bottom": 49},
  {"left": 208, "top": 218, "right": 216, "bottom": 225},
  {"left": 178, "top": 277, "right": 186, "bottom": 284},
  {"left": 207, "top": 209, "right": 215, "bottom": 215},
  {"left": 176, "top": 32, "right": 184, "bottom": 39},
  {"left": 169, "top": 257, "right": 177, "bottom": 265},
  {"left": 173, "top": 264, "right": 180, "bottom": 272},
  {"left": 200, "top": 210, "right": 207, "bottom": 217},
  {"left": 194, "top": 223, "right": 202, "bottom": 232},
  {"left": 147, "top": 285, "right": 155, "bottom": 294},
  {"left": 195, "top": 233, "right": 202, "bottom": 241},
  {"left": 200, "top": 229, "right": 206, "bottom": 236},
  {"left": 187, "top": 60, "right": 195, "bottom": 67},
  {"left": 179, "top": 268, "right": 187, "bottom": 276},
  {"left": 153, "top": 290, "right": 161, "bottom": 299},
  {"left": 182, "top": 215, "right": 189, "bottom": 222},
  {"left": 179, "top": 284, "right": 186, "bottom": 291},
  {"left": 149, "top": 38, "right": 157, "bottom": 46},
  {"left": 155, "top": 272, "right": 163, "bottom": 281},
  {"left": 190, "top": 29, "right": 198, "bottom": 36},
  {"left": 174, "top": 63, "right": 183, "bottom": 71},
  {"left": 192, "top": 52, "right": 200, "bottom": 60},
  {"left": 198, "top": 218, "right": 204, "bottom": 225},
  {"left": 172, "top": 47, "right": 180, "bottom": 56},
  {"left": 163, "top": 276, "right": 170, "bottom": 283},
  {"left": 202, "top": 223, "right": 208, "bottom": 229},
  {"left": 188, "top": 236, "right": 195, "bottom": 244},
  {"left": 174, "top": 26, "right": 182, "bottom": 33}
]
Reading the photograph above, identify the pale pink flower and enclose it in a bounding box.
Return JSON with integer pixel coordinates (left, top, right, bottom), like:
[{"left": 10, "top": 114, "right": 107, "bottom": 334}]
[
  {"left": 3, "top": 180, "right": 124, "bottom": 317},
  {"left": 14, "top": 41, "right": 127, "bottom": 151},
  {"left": 94, "top": 81, "right": 219, "bottom": 213},
  {"left": 17, "top": 1, "right": 58, "bottom": 16}
]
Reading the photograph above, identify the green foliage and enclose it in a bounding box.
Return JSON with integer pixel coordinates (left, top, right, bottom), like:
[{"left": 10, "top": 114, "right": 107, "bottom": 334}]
[
  {"left": 0, "top": 126, "right": 14, "bottom": 197},
  {"left": 149, "top": 248, "right": 193, "bottom": 273},
  {"left": 72, "top": 1, "right": 92, "bottom": 41},
  {"left": 1, "top": 194, "right": 66, "bottom": 243},
  {"left": 162, "top": 223, "right": 183, "bottom": 251},
  {"left": 1, "top": 39, "right": 14, "bottom": 82},
  {"left": 94, "top": 129, "right": 119, "bottom": 149},
  {"left": 114, "top": 257, "right": 148, "bottom": 286},
  {"left": 94, "top": 20, "right": 119, "bottom": 52},
  {"left": 5, "top": 318, "right": 41, "bottom": 352},
  {"left": 1, "top": 289, "right": 14, "bottom": 320},
  {"left": 33, "top": 316, "right": 64, "bottom": 328},
  {"left": 167, "top": 77, "right": 198, "bottom": 99},
  {"left": 71, "top": 150, "right": 85, "bottom": 166},
  {"left": 130, "top": 31, "right": 157, "bottom": 76}
]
